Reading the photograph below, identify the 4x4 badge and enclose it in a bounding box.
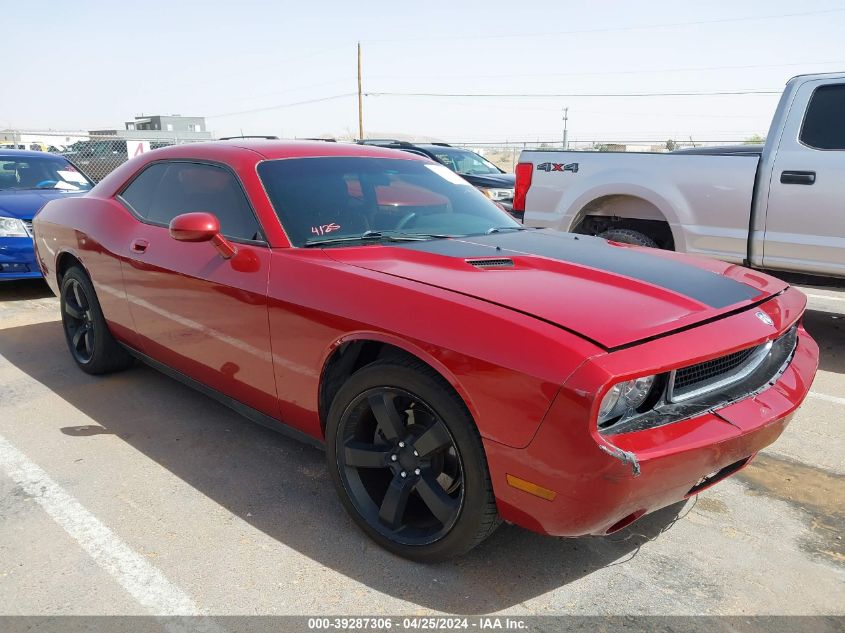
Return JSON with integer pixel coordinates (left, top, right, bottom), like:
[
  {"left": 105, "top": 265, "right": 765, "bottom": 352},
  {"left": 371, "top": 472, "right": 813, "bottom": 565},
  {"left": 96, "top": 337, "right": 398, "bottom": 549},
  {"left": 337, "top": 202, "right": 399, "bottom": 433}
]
[
  {"left": 755, "top": 311, "right": 774, "bottom": 327},
  {"left": 537, "top": 162, "right": 579, "bottom": 173}
]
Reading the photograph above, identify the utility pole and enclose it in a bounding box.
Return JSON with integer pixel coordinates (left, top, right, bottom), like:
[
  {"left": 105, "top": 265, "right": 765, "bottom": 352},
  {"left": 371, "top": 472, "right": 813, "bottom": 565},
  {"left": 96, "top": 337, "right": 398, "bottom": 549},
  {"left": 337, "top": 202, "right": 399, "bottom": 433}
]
[
  {"left": 357, "top": 42, "right": 364, "bottom": 140},
  {"left": 562, "top": 106, "right": 569, "bottom": 149}
]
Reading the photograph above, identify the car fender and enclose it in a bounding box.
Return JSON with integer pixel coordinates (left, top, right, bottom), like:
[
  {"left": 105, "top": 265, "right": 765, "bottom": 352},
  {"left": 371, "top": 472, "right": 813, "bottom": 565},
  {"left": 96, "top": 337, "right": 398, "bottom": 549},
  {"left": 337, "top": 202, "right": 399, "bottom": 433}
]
[
  {"left": 320, "top": 329, "right": 483, "bottom": 432},
  {"left": 54, "top": 245, "right": 88, "bottom": 279}
]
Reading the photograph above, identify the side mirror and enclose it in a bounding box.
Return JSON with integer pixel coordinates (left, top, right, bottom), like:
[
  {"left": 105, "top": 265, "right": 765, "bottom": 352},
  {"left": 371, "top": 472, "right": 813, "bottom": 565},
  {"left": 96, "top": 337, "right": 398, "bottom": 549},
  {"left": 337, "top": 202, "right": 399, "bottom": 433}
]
[
  {"left": 169, "top": 211, "right": 219, "bottom": 242},
  {"left": 169, "top": 212, "right": 236, "bottom": 259}
]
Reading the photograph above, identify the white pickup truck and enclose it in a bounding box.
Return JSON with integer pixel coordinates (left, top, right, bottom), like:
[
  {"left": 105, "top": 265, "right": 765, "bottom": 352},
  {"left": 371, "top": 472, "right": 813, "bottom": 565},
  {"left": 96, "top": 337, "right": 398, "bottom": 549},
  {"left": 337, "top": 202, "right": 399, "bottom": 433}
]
[{"left": 516, "top": 72, "right": 845, "bottom": 279}]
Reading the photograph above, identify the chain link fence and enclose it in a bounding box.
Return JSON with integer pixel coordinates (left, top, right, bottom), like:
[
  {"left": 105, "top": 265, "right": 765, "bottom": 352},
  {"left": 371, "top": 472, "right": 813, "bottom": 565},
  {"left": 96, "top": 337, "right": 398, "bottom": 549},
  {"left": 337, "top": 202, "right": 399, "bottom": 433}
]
[
  {"left": 447, "top": 139, "right": 738, "bottom": 172},
  {"left": 0, "top": 130, "right": 212, "bottom": 183},
  {"left": 2, "top": 130, "right": 747, "bottom": 179}
]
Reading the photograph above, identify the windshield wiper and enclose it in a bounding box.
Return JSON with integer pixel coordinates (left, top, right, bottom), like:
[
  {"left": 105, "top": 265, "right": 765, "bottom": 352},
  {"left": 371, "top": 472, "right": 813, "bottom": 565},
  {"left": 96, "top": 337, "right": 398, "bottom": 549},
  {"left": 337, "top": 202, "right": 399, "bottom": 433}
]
[
  {"left": 303, "top": 230, "right": 453, "bottom": 248},
  {"left": 486, "top": 226, "right": 526, "bottom": 234}
]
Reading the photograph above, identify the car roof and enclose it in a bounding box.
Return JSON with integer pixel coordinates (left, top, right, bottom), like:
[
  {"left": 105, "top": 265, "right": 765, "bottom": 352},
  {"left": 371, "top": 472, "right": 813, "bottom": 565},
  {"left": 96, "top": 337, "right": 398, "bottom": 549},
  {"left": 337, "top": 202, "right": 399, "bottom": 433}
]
[
  {"left": 0, "top": 149, "right": 67, "bottom": 159},
  {"left": 415, "top": 144, "right": 461, "bottom": 151},
  {"left": 149, "top": 140, "right": 433, "bottom": 162}
]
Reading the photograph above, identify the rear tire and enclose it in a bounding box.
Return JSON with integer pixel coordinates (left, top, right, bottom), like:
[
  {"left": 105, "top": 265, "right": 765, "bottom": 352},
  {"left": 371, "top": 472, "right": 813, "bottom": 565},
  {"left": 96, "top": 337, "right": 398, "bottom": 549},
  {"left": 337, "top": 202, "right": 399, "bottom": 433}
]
[
  {"left": 60, "top": 266, "right": 134, "bottom": 375},
  {"left": 599, "top": 227, "right": 659, "bottom": 248},
  {"left": 326, "top": 358, "right": 500, "bottom": 562}
]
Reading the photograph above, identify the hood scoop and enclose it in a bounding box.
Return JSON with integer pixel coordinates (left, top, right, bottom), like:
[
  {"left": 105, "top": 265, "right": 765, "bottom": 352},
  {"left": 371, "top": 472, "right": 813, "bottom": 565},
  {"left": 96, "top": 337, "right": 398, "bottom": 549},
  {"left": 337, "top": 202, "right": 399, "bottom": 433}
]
[
  {"left": 325, "top": 229, "right": 780, "bottom": 349},
  {"left": 466, "top": 258, "right": 515, "bottom": 269}
]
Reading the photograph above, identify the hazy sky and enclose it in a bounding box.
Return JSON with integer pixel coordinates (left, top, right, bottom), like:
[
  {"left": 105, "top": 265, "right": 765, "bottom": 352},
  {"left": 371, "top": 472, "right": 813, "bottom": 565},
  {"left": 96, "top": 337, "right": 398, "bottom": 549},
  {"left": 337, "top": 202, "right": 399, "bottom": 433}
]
[{"left": 4, "top": 0, "right": 845, "bottom": 143}]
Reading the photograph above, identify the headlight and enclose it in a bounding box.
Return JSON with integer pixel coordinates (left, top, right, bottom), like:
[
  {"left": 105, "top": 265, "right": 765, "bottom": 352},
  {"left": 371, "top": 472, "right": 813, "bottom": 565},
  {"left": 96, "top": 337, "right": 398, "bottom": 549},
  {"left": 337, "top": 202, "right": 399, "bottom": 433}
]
[
  {"left": 479, "top": 187, "right": 514, "bottom": 201},
  {"left": 598, "top": 375, "right": 657, "bottom": 426},
  {"left": 0, "top": 218, "right": 28, "bottom": 237}
]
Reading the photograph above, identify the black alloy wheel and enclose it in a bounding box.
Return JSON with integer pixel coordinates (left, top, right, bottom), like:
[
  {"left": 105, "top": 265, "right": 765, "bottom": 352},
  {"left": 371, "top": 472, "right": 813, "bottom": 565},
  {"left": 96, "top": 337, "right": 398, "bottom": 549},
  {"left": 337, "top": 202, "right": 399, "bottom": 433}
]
[
  {"left": 59, "top": 266, "right": 134, "bottom": 375},
  {"left": 327, "top": 359, "right": 500, "bottom": 562},
  {"left": 62, "top": 276, "right": 95, "bottom": 364},
  {"left": 338, "top": 387, "right": 464, "bottom": 544}
]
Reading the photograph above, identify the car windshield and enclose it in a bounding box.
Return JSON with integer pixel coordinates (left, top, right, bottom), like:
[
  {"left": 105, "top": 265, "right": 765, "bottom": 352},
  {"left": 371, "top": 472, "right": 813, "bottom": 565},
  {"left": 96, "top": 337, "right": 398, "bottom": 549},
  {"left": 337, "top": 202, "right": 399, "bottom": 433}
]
[
  {"left": 257, "top": 157, "right": 521, "bottom": 247},
  {"left": 65, "top": 141, "right": 127, "bottom": 158},
  {"left": 424, "top": 147, "right": 503, "bottom": 175},
  {"left": 0, "top": 155, "right": 94, "bottom": 191}
]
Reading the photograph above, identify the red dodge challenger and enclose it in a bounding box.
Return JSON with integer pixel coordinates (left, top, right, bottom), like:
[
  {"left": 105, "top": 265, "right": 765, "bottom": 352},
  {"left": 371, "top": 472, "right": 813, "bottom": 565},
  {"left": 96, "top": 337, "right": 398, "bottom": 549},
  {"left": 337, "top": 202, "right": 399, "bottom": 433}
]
[{"left": 33, "top": 140, "right": 818, "bottom": 561}]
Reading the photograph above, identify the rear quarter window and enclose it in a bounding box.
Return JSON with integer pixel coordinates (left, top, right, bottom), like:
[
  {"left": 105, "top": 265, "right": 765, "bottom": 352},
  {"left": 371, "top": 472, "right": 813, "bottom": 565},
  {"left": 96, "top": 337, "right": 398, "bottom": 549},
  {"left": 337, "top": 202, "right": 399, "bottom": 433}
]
[
  {"left": 118, "top": 163, "right": 169, "bottom": 218},
  {"left": 800, "top": 83, "right": 845, "bottom": 150},
  {"left": 117, "top": 161, "right": 262, "bottom": 242}
]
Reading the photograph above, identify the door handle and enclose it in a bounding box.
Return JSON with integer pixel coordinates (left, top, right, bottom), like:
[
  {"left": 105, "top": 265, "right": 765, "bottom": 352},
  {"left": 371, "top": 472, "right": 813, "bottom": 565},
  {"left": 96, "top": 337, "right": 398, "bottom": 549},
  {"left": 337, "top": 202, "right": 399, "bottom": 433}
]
[
  {"left": 780, "top": 170, "right": 816, "bottom": 185},
  {"left": 130, "top": 238, "right": 149, "bottom": 254}
]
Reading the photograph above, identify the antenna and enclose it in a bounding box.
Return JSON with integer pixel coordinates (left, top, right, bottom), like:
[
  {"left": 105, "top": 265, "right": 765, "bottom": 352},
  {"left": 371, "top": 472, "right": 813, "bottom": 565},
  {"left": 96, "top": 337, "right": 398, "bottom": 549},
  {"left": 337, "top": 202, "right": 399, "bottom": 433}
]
[
  {"left": 562, "top": 107, "right": 569, "bottom": 149},
  {"left": 357, "top": 42, "right": 364, "bottom": 140}
]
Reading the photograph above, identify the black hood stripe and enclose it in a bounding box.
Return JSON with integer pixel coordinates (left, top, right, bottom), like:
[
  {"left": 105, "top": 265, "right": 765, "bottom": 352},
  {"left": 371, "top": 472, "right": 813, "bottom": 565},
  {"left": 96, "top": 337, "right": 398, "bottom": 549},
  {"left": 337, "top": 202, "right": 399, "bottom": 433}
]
[{"left": 397, "top": 230, "right": 759, "bottom": 309}]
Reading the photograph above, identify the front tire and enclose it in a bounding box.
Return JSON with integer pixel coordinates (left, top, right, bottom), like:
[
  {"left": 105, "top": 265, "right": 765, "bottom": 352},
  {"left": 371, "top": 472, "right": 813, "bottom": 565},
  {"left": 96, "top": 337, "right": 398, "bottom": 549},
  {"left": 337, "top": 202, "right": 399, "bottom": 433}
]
[
  {"left": 326, "top": 359, "right": 500, "bottom": 562},
  {"left": 60, "top": 266, "right": 134, "bottom": 375}
]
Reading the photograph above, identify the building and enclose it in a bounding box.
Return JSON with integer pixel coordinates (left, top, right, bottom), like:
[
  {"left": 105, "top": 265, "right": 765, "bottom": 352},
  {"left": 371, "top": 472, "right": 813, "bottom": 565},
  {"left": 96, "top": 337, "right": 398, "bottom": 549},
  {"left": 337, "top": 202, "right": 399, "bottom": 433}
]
[
  {"left": 90, "top": 114, "right": 212, "bottom": 140},
  {"left": 125, "top": 114, "right": 206, "bottom": 133}
]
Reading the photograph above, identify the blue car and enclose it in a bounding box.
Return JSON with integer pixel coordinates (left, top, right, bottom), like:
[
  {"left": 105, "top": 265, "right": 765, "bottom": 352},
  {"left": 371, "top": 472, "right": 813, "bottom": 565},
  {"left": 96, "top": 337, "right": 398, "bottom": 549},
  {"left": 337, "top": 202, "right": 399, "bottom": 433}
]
[{"left": 0, "top": 150, "right": 93, "bottom": 281}]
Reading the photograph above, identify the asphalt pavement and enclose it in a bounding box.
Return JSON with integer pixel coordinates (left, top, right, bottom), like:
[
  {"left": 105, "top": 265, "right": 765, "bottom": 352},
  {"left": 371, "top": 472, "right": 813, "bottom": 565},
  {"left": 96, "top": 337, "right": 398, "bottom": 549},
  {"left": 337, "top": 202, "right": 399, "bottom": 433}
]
[{"left": 0, "top": 279, "right": 842, "bottom": 619}]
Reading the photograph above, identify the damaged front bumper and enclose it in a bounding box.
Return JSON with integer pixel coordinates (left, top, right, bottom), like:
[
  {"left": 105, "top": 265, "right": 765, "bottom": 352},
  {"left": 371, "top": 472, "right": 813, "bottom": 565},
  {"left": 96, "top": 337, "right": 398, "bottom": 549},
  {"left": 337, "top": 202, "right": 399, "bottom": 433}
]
[{"left": 483, "top": 288, "right": 819, "bottom": 537}]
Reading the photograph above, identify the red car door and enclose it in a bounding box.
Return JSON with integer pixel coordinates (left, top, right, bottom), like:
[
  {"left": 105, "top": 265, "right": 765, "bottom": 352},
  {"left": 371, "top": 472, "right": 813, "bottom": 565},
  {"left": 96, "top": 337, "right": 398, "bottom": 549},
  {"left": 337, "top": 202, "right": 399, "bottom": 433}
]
[{"left": 116, "top": 160, "right": 278, "bottom": 417}]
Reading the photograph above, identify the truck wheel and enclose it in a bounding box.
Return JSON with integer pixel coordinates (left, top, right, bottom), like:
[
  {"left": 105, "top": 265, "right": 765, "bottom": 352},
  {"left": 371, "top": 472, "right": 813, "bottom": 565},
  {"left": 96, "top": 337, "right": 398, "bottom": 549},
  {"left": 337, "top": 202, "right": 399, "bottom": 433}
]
[{"left": 599, "top": 228, "right": 659, "bottom": 248}]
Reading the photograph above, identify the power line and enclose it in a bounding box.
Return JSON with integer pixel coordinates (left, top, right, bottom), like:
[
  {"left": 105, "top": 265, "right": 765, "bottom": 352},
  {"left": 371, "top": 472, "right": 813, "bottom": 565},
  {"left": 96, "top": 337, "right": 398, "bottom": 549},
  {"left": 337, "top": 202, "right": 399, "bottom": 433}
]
[
  {"left": 167, "top": 44, "right": 355, "bottom": 94},
  {"left": 206, "top": 93, "right": 356, "bottom": 118},
  {"left": 374, "top": 95, "right": 769, "bottom": 118},
  {"left": 365, "top": 60, "right": 845, "bottom": 82},
  {"left": 365, "top": 90, "right": 781, "bottom": 99},
  {"left": 234, "top": 78, "right": 355, "bottom": 102},
  {"left": 365, "top": 8, "right": 845, "bottom": 43}
]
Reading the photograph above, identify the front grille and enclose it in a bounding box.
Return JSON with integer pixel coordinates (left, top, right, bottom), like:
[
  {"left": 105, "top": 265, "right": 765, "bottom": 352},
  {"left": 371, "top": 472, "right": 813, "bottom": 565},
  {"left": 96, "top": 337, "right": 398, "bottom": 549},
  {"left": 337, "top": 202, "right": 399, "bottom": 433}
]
[
  {"left": 601, "top": 325, "right": 799, "bottom": 436},
  {"left": 466, "top": 258, "right": 514, "bottom": 269},
  {"left": 668, "top": 325, "right": 798, "bottom": 403},
  {"left": 23, "top": 220, "right": 33, "bottom": 237},
  {"left": 674, "top": 347, "right": 756, "bottom": 390}
]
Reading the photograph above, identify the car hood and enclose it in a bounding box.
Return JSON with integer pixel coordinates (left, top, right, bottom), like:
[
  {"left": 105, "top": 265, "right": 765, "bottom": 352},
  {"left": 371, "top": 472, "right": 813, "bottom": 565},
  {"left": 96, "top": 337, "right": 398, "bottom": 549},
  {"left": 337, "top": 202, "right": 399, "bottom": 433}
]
[
  {"left": 0, "top": 189, "right": 84, "bottom": 220},
  {"left": 327, "top": 230, "right": 787, "bottom": 349},
  {"left": 459, "top": 172, "right": 515, "bottom": 189}
]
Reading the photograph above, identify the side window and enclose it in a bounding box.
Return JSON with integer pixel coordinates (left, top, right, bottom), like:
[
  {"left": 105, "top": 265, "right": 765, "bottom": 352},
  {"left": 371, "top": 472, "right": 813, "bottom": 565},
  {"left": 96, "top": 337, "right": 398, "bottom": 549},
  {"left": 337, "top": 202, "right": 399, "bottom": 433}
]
[
  {"left": 800, "top": 83, "right": 845, "bottom": 150},
  {"left": 147, "top": 163, "right": 262, "bottom": 241},
  {"left": 433, "top": 153, "right": 457, "bottom": 171},
  {"left": 118, "top": 163, "right": 169, "bottom": 218}
]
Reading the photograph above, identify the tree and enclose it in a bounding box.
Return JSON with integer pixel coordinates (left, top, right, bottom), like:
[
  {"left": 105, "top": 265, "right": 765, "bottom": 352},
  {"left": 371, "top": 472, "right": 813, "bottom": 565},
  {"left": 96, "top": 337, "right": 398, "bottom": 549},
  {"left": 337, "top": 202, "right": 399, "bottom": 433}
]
[
  {"left": 665, "top": 139, "right": 677, "bottom": 151},
  {"left": 743, "top": 134, "right": 766, "bottom": 145}
]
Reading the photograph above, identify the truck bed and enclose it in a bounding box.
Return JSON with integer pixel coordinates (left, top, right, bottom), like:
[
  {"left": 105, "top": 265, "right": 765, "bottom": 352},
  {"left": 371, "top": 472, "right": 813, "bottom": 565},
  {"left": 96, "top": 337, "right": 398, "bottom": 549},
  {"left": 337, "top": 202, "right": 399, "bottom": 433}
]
[{"left": 521, "top": 150, "right": 761, "bottom": 264}]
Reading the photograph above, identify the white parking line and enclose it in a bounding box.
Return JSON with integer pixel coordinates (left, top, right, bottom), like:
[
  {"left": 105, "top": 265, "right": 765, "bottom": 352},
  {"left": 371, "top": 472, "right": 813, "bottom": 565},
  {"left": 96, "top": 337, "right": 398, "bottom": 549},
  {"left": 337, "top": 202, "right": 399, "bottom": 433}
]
[
  {"left": 808, "top": 391, "right": 845, "bottom": 406},
  {"left": 0, "top": 432, "right": 222, "bottom": 630},
  {"left": 805, "top": 293, "right": 845, "bottom": 303}
]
